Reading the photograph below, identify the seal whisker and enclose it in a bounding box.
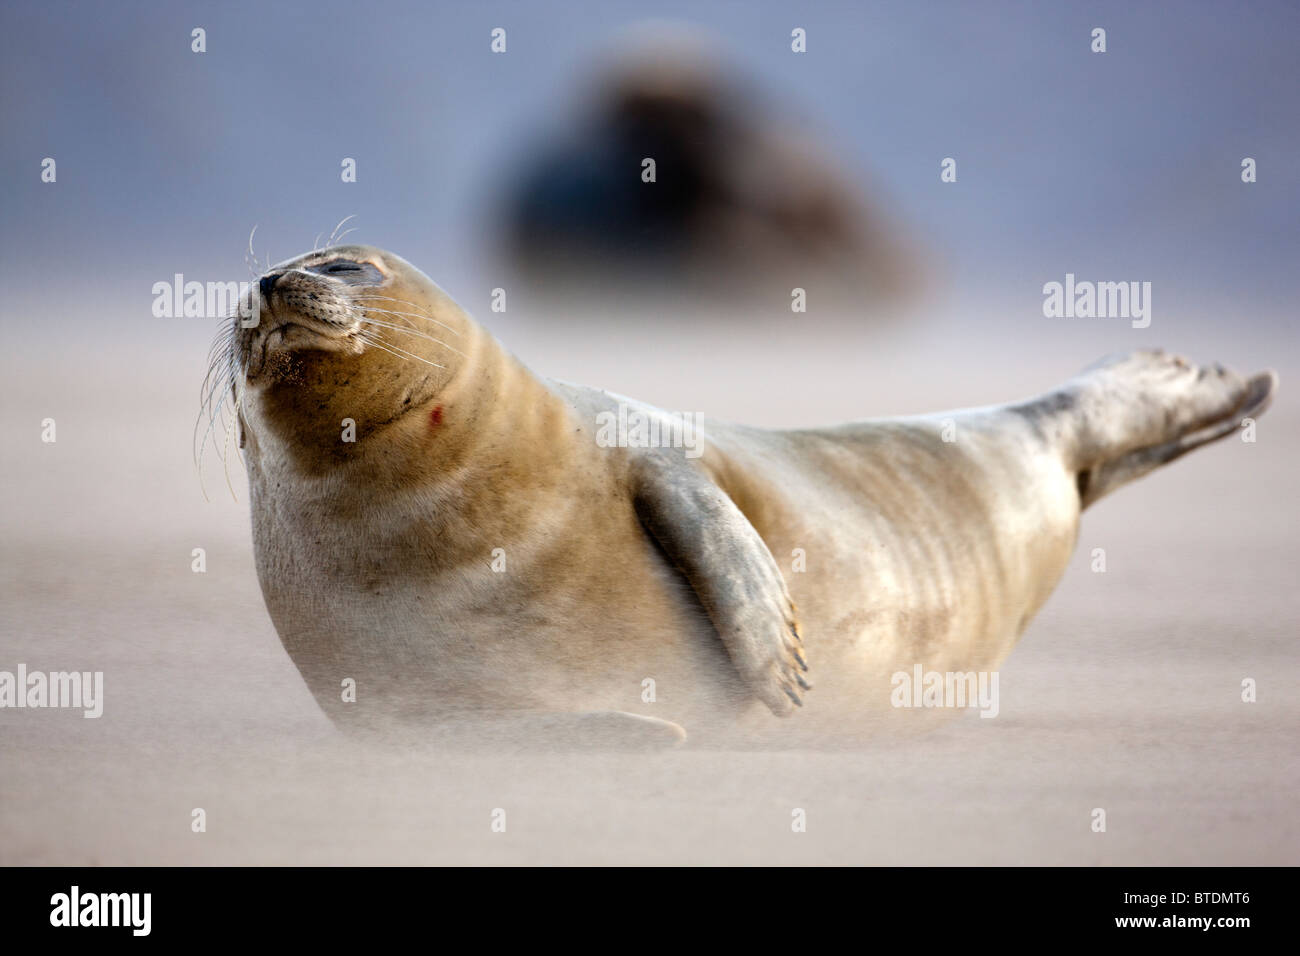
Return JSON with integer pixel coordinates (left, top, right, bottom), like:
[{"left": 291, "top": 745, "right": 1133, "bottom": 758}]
[
  {"left": 245, "top": 225, "right": 262, "bottom": 278},
  {"left": 350, "top": 298, "right": 462, "bottom": 336},
  {"left": 360, "top": 335, "right": 448, "bottom": 371},
  {"left": 352, "top": 316, "right": 466, "bottom": 358},
  {"left": 354, "top": 330, "right": 422, "bottom": 367},
  {"left": 195, "top": 306, "right": 246, "bottom": 502},
  {"left": 218, "top": 378, "right": 247, "bottom": 501},
  {"left": 351, "top": 293, "right": 455, "bottom": 316},
  {"left": 327, "top": 215, "right": 356, "bottom": 247},
  {"left": 361, "top": 308, "right": 467, "bottom": 345},
  {"left": 354, "top": 328, "right": 446, "bottom": 370},
  {"left": 196, "top": 331, "right": 234, "bottom": 456},
  {"left": 351, "top": 306, "right": 465, "bottom": 350},
  {"left": 357, "top": 310, "right": 463, "bottom": 350},
  {"left": 197, "top": 359, "right": 236, "bottom": 493}
]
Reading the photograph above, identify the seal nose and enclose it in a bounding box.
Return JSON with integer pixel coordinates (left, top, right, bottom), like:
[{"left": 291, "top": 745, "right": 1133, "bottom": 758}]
[{"left": 259, "top": 273, "right": 282, "bottom": 298}]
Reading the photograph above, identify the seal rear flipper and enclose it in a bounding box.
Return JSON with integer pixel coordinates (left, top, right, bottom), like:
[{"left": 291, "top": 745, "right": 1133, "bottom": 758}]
[
  {"left": 1020, "top": 350, "right": 1279, "bottom": 509},
  {"left": 631, "top": 453, "right": 810, "bottom": 716},
  {"left": 1079, "top": 368, "right": 1276, "bottom": 507}
]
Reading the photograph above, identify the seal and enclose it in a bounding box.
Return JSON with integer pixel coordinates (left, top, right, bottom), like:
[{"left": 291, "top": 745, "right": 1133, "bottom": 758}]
[
  {"left": 502, "top": 25, "right": 918, "bottom": 312},
  {"left": 214, "top": 244, "right": 1277, "bottom": 747}
]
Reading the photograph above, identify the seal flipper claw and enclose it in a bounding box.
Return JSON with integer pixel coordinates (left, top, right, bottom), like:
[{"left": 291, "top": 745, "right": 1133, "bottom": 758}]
[{"left": 632, "top": 452, "right": 810, "bottom": 717}]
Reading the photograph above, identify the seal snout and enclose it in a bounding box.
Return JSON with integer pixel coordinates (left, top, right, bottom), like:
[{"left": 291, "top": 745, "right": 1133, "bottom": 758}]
[{"left": 259, "top": 273, "right": 282, "bottom": 299}]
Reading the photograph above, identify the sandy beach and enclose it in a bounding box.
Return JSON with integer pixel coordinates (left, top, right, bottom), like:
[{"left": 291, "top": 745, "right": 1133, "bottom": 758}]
[{"left": 2, "top": 303, "right": 1295, "bottom": 865}]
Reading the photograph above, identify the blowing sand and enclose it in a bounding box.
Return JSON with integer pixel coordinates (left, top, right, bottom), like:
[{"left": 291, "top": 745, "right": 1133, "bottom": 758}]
[{"left": 2, "top": 305, "right": 1295, "bottom": 865}]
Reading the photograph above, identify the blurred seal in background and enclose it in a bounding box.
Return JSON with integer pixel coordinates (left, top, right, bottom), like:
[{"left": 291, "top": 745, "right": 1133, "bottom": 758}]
[{"left": 497, "top": 25, "right": 921, "bottom": 316}]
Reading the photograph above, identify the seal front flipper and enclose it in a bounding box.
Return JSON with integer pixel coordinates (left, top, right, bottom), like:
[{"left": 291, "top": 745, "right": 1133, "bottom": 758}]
[{"left": 632, "top": 453, "right": 810, "bottom": 716}]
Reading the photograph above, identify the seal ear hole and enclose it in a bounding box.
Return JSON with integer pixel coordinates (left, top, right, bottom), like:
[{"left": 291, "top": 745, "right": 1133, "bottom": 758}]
[{"left": 1076, "top": 468, "right": 1091, "bottom": 501}]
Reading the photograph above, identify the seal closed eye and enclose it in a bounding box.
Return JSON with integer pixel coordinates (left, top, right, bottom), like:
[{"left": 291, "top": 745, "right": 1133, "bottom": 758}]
[
  {"left": 222, "top": 243, "right": 1277, "bottom": 750},
  {"left": 303, "top": 259, "right": 383, "bottom": 284}
]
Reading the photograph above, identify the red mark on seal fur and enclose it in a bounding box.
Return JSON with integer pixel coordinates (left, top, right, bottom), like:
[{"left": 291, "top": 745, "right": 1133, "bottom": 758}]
[{"left": 430, "top": 405, "right": 444, "bottom": 427}]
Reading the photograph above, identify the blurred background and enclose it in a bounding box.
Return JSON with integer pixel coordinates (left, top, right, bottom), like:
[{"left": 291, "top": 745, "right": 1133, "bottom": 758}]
[
  {"left": 1, "top": 0, "right": 1296, "bottom": 864},
  {"left": 3, "top": 0, "right": 1297, "bottom": 325}
]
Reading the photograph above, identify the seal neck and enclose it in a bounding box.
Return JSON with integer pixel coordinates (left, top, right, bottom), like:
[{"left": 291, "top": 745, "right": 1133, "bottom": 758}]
[{"left": 242, "top": 319, "right": 571, "bottom": 494}]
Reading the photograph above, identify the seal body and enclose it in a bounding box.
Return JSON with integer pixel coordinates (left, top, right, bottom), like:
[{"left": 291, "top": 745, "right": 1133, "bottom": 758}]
[{"left": 223, "top": 245, "right": 1276, "bottom": 745}]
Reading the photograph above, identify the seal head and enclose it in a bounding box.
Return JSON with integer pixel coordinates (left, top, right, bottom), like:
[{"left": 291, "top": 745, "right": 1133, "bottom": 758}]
[{"left": 235, "top": 245, "right": 474, "bottom": 470}]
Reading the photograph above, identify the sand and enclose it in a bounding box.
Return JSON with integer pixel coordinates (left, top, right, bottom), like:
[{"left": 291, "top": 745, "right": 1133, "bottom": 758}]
[{"left": 2, "top": 305, "right": 1295, "bottom": 865}]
